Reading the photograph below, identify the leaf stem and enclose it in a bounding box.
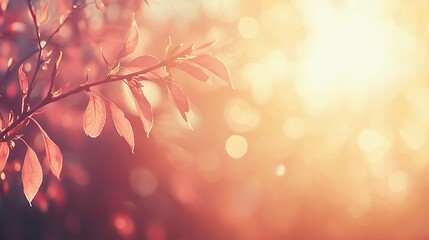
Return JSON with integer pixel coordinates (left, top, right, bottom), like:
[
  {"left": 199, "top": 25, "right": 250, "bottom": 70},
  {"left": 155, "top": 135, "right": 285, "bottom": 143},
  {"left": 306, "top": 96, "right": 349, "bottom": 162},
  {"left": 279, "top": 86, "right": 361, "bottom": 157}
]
[{"left": 0, "top": 59, "right": 168, "bottom": 141}]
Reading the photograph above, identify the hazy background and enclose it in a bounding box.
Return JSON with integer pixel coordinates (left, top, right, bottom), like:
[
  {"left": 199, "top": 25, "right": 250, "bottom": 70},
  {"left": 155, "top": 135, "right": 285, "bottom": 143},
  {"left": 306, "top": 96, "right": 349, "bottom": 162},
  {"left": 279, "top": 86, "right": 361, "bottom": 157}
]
[{"left": 2, "top": 0, "right": 429, "bottom": 239}]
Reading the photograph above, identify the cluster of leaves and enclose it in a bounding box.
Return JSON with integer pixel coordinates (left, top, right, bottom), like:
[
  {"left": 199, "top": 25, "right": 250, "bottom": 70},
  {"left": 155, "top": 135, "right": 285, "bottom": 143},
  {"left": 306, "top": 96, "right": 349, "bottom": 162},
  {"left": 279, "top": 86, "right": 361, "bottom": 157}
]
[{"left": 0, "top": 1, "right": 232, "bottom": 206}]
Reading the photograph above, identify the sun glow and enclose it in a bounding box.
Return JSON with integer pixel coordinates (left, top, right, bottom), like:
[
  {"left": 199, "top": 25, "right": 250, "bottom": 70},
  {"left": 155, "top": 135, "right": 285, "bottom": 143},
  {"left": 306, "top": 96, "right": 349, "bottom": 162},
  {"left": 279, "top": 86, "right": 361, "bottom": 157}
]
[{"left": 297, "top": 2, "right": 419, "bottom": 113}]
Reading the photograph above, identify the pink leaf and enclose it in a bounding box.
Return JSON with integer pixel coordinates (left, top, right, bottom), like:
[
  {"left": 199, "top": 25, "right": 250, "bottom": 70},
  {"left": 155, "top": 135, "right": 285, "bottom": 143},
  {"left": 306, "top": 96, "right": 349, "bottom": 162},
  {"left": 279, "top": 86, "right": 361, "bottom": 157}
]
[
  {"left": 83, "top": 95, "right": 106, "bottom": 138},
  {"left": 37, "top": 3, "right": 49, "bottom": 26},
  {"left": 55, "top": 51, "right": 63, "bottom": 69},
  {"left": 18, "top": 64, "right": 28, "bottom": 94},
  {"left": 166, "top": 82, "right": 190, "bottom": 122},
  {"left": 126, "top": 55, "right": 168, "bottom": 79},
  {"left": 95, "top": 0, "right": 106, "bottom": 12},
  {"left": 59, "top": 10, "right": 71, "bottom": 25},
  {"left": 0, "top": 0, "right": 9, "bottom": 12},
  {"left": 171, "top": 62, "right": 209, "bottom": 82},
  {"left": 127, "top": 55, "right": 159, "bottom": 69},
  {"left": 189, "top": 54, "right": 234, "bottom": 88},
  {"left": 109, "top": 103, "right": 135, "bottom": 153},
  {"left": 22, "top": 145, "right": 43, "bottom": 206},
  {"left": 118, "top": 16, "right": 139, "bottom": 59},
  {"left": 0, "top": 142, "right": 9, "bottom": 172},
  {"left": 129, "top": 86, "right": 153, "bottom": 137},
  {"left": 34, "top": 120, "right": 63, "bottom": 180},
  {"left": 195, "top": 40, "right": 215, "bottom": 51},
  {"left": 0, "top": 111, "right": 5, "bottom": 130}
]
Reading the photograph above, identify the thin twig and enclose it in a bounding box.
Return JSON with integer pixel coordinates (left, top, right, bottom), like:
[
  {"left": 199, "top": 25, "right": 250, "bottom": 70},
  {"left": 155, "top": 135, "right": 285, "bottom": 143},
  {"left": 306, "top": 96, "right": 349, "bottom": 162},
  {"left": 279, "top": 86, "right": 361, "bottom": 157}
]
[
  {"left": 0, "top": 58, "right": 169, "bottom": 141},
  {"left": 25, "top": 0, "right": 43, "bottom": 112}
]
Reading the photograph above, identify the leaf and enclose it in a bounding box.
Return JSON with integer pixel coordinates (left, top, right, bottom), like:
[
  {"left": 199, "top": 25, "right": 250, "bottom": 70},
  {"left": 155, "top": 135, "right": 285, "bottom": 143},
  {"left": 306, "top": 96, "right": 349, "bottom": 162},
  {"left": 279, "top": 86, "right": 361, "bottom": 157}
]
[
  {"left": 195, "top": 40, "right": 215, "bottom": 51},
  {"left": 55, "top": 51, "right": 63, "bottom": 69},
  {"left": 108, "top": 61, "right": 121, "bottom": 76},
  {"left": 109, "top": 103, "right": 135, "bottom": 153},
  {"left": 167, "top": 43, "right": 183, "bottom": 59},
  {"left": 189, "top": 54, "right": 234, "bottom": 88},
  {"left": 18, "top": 64, "right": 28, "bottom": 94},
  {"left": 126, "top": 55, "right": 168, "bottom": 78},
  {"left": 0, "top": 0, "right": 9, "bottom": 11},
  {"left": 0, "top": 142, "right": 9, "bottom": 172},
  {"left": 129, "top": 86, "right": 153, "bottom": 137},
  {"left": 127, "top": 55, "right": 159, "bottom": 70},
  {"left": 95, "top": 0, "right": 106, "bottom": 12},
  {"left": 59, "top": 10, "right": 71, "bottom": 25},
  {"left": 33, "top": 120, "right": 63, "bottom": 180},
  {"left": 171, "top": 62, "right": 209, "bottom": 82},
  {"left": 37, "top": 3, "right": 49, "bottom": 27},
  {"left": 7, "top": 57, "right": 12, "bottom": 68},
  {"left": 166, "top": 82, "right": 189, "bottom": 122},
  {"left": 22, "top": 145, "right": 43, "bottom": 206},
  {"left": 0, "top": 111, "right": 5, "bottom": 129},
  {"left": 118, "top": 16, "right": 139, "bottom": 59},
  {"left": 83, "top": 95, "right": 106, "bottom": 138}
]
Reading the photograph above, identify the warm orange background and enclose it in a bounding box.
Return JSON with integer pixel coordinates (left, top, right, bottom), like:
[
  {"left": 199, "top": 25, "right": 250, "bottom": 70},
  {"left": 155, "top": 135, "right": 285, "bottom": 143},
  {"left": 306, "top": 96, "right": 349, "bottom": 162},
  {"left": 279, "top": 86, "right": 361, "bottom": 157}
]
[{"left": 2, "top": 0, "right": 429, "bottom": 239}]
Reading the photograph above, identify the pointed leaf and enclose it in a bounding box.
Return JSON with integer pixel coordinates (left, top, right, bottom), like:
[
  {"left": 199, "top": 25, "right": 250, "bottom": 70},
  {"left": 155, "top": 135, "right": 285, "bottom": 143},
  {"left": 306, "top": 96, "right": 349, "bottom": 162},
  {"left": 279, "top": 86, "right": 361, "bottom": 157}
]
[
  {"left": 83, "top": 95, "right": 106, "bottom": 138},
  {"left": 167, "top": 43, "right": 184, "bottom": 59},
  {"left": 195, "top": 40, "right": 215, "bottom": 51},
  {"left": 37, "top": 3, "right": 49, "bottom": 26},
  {"left": 129, "top": 87, "right": 153, "bottom": 137},
  {"left": 126, "top": 55, "right": 168, "bottom": 78},
  {"left": 171, "top": 62, "right": 209, "bottom": 82},
  {"left": 95, "top": 0, "right": 106, "bottom": 12},
  {"left": 0, "top": 0, "right": 9, "bottom": 11},
  {"left": 55, "top": 51, "right": 63, "bottom": 69},
  {"left": 7, "top": 57, "right": 12, "bottom": 68},
  {"left": 33, "top": 120, "right": 63, "bottom": 180},
  {"left": 189, "top": 54, "right": 234, "bottom": 88},
  {"left": 0, "top": 142, "right": 9, "bottom": 172},
  {"left": 22, "top": 145, "right": 43, "bottom": 206},
  {"left": 127, "top": 55, "right": 159, "bottom": 70},
  {"left": 59, "top": 10, "right": 71, "bottom": 25},
  {"left": 118, "top": 16, "right": 139, "bottom": 59},
  {"left": 166, "top": 82, "right": 189, "bottom": 122},
  {"left": 0, "top": 111, "right": 5, "bottom": 130},
  {"left": 18, "top": 64, "right": 28, "bottom": 94},
  {"left": 110, "top": 103, "right": 135, "bottom": 153}
]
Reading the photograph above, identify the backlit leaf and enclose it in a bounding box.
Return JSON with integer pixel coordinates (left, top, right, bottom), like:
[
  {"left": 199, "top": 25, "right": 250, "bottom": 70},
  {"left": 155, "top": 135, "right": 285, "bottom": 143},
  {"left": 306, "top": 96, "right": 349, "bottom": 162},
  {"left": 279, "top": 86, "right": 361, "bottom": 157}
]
[
  {"left": 126, "top": 55, "right": 168, "bottom": 78},
  {"left": 0, "top": 0, "right": 9, "bottom": 11},
  {"left": 118, "top": 16, "right": 139, "bottom": 59},
  {"left": 83, "top": 95, "right": 106, "bottom": 138},
  {"left": 37, "top": 3, "right": 49, "bottom": 26},
  {"left": 95, "top": 0, "right": 106, "bottom": 12},
  {"left": 55, "top": 51, "right": 63, "bottom": 69},
  {"left": 129, "top": 86, "right": 153, "bottom": 137},
  {"left": 171, "top": 62, "right": 209, "bottom": 82},
  {"left": 166, "top": 82, "right": 190, "bottom": 122},
  {"left": 0, "top": 111, "right": 5, "bottom": 129},
  {"left": 127, "top": 55, "right": 159, "bottom": 70},
  {"left": 195, "top": 40, "right": 215, "bottom": 52},
  {"left": 59, "top": 10, "right": 71, "bottom": 25},
  {"left": 110, "top": 103, "right": 135, "bottom": 153},
  {"left": 189, "top": 54, "right": 234, "bottom": 88},
  {"left": 18, "top": 64, "right": 28, "bottom": 94},
  {"left": 33, "top": 120, "right": 63, "bottom": 180},
  {"left": 7, "top": 57, "right": 12, "bottom": 68},
  {"left": 22, "top": 145, "right": 43, "bottom": 206},
  {"left": 0, "top": 142, "right": 9, "bottom": 172},
  {"left": 167, "top": 43, "right": 184, "bottom": 59}
]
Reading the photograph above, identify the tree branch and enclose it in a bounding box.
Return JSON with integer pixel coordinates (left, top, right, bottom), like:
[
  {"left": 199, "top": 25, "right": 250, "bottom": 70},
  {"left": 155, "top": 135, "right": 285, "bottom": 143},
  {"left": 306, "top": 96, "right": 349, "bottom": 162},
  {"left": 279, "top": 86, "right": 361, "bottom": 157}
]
[{"left": 0, "top": 59, "right": 168, "bottom": 141}]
